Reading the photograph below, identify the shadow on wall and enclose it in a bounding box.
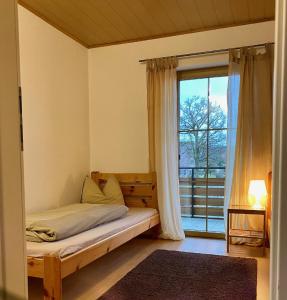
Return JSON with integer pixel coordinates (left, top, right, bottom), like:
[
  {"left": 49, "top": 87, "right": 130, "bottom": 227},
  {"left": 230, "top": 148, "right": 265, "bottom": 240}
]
[{"left": 58, "top": 173, "right": 87, "bottom": 207}]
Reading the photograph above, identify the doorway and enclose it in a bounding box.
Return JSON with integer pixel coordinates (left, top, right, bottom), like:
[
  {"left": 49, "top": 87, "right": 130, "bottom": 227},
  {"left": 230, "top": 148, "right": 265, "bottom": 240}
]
[{"left": 178, "top": 66, "right": 228, "bottom": 238}]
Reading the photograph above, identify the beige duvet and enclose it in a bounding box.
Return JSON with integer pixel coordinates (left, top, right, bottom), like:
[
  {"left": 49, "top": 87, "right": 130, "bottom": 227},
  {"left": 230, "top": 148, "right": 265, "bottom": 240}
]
[{"left": 26, "top": 203, "right": 128, "bottom": 242}]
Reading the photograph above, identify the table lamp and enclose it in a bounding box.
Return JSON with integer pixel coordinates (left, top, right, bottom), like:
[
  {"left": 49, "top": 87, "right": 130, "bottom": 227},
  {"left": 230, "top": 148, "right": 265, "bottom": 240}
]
[{"left": 248, "top": 180, "right": 267, "bottom": 209}]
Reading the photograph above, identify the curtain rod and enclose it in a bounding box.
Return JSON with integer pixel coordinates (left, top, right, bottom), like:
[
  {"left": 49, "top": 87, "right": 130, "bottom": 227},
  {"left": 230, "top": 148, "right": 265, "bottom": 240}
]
[{"left": 139, "top": 42, "right": 274, "bottom": 63}]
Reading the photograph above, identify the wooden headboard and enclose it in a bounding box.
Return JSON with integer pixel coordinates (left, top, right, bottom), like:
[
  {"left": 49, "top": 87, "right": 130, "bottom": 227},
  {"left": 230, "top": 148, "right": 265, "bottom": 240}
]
[{"left": 91, "top": 171, "right": 158, "bottom": 210}]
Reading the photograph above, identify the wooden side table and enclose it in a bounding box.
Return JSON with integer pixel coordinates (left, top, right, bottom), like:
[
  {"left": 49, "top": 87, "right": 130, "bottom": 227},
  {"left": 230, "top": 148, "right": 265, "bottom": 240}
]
[{"left": 227, "top": 205, "right": 266, "bottom": 254}]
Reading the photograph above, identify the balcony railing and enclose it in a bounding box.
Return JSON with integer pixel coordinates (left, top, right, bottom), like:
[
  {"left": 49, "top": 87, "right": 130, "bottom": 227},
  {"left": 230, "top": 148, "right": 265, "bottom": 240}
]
[{"left": 179, "top": 167, "right": 225, "bottom": 220}]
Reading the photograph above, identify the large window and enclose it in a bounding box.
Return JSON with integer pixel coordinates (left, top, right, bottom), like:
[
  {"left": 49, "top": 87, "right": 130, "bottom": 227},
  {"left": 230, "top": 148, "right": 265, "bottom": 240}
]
[{"left": 178, "top": 66, "right": 228, "bottom": 236}]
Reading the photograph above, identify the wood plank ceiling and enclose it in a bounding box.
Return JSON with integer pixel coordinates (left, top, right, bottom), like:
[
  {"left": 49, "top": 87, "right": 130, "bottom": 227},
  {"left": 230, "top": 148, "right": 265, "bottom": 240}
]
[{"left": 18, "top": 0, "right": 275, "bottom": 48}]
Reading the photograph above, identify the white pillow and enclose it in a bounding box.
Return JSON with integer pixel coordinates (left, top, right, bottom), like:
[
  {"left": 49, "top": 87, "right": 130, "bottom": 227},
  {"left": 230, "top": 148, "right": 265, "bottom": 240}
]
[{"left": 82, "top": 175, "right": 125, "bottom": 205}]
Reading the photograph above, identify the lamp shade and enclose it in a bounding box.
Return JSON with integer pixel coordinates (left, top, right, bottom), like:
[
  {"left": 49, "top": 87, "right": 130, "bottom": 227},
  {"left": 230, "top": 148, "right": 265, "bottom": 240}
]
[{"left": 248, "top": 180, "right": 267, "bottom": 208}]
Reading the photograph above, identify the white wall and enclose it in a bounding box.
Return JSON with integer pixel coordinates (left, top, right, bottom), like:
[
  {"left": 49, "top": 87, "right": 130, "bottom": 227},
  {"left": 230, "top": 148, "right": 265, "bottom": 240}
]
[
  {"left": 18, "top": 6, "right": 90, "bottom": 213},
  {"left": 88, "top": 21, "right": 275, "bottom": 173},
  {"left": 17, "top": 9, "right": 275, "bottom": 212}
]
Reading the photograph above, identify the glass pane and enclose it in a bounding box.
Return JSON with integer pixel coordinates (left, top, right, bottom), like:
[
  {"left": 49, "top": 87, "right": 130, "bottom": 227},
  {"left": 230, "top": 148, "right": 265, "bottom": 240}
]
[
  {"left": 208, "top": 129, "right": 227, "bottom": 171},
  {"left": 179, "top": 168, "right": 208, "bottom": 179},
  {"left": 208, "top": 168, "right": 225, "bottom": 179},
  {"left": 182, "top": 216, "right": 207, "bottom": 232},
  {"left": 207, "top": 129, "right": 226, "bottom": 234},
  {"left": 179, "top": 79, "right": 208, "bottom": 130},
  {"left": 179, "top": 132, "right": 207, "bottom": 172},
  {"left": 181, "top": 179, "right": 208, "bottom": 232},
  {"left": 208, "top": 218, "right": 225, "bottom": 233},
  {"left": 178, "top": 74, "right": 228, "bottom": 235},
  {"left": 209, "top": 76, "right": 228, "bottom": 129},
  {"left": 206, "top": 174, "right": 225, "bottom": 233}
]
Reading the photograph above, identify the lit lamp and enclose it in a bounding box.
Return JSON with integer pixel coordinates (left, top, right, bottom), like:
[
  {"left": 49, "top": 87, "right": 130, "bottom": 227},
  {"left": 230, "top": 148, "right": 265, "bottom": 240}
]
[{"left": 248, "top": 180, "right": 267, "bottom": 209}]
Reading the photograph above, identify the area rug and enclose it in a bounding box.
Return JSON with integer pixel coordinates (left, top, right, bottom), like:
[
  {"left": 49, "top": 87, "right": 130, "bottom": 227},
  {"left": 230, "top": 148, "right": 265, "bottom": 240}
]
[{"left": 100, "top": 249, "right": 257, "bottom": 300}]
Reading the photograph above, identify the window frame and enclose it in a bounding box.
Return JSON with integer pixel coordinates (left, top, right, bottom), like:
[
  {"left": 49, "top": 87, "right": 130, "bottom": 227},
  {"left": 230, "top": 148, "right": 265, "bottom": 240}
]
[{"left": 177, "top": 65, "right": 228, "bottom": 238}]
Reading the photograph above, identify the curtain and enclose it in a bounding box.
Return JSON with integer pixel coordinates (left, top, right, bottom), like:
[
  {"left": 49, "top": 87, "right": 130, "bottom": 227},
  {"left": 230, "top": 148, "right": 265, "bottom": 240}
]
[
  {"left": 224, "top": 50, "right": 240, "bottom": 230},
  {"left": 225, "top": 46, "right": 273, "bottom": 244},
  {"left": 147, "top": 57, "right": 185, "bottom": 240}
]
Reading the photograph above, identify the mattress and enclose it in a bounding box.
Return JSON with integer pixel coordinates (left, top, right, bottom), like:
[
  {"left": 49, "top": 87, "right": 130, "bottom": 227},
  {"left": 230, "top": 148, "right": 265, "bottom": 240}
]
[{"left": 26, "top": 207, "right": 158, "bottom": 258}]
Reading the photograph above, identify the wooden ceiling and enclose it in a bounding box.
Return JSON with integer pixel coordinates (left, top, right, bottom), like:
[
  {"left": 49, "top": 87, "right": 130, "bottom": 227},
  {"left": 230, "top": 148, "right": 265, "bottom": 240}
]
[{"left": 18, "top": 0, "right": 275, "bottom": 48}]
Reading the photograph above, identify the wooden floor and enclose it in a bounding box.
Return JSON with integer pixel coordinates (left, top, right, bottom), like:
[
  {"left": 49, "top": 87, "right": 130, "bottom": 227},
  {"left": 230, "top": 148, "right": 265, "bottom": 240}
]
[{"left": 28, "top": 237, "right": 269, "bottom": 300}]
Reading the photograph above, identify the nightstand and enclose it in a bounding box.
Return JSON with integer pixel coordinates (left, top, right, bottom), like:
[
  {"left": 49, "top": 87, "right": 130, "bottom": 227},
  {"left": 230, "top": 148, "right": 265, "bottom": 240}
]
[{"left": 227, "top": 205, "right": 266, "bottom": 254}]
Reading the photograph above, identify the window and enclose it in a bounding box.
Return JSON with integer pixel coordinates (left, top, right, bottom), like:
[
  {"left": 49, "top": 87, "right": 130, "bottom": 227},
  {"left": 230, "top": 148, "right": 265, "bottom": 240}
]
[{"left": 178, "top": 66, "right": 228, "bottom": 237}]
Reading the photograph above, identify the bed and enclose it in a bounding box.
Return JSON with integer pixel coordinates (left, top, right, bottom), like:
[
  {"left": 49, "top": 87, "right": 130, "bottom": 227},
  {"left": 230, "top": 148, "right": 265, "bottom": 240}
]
[{"left": 27, "top": 172, "right": 160, "bottom": 300}]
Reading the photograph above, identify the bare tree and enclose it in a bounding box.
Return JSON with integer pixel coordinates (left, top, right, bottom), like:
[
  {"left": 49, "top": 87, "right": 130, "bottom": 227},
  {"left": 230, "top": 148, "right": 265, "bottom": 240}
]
[{"left": 179, "top": 96, "right": 227, "bottom": 177}]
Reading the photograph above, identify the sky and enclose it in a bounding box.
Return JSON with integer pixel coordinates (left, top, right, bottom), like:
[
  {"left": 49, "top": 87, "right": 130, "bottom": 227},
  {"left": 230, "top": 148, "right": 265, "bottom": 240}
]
[{"left": 180, "top": 76, "right": 228, "bottom": 113}]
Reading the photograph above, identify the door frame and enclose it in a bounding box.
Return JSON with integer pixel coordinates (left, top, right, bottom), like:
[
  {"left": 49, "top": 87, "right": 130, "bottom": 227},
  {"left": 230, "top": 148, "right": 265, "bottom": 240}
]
[
  {"left": 177, "top": 66, "right": 228, "bottom": 238},
  {"left": 0, "top": 0, "right": 286, "bottom": 299},
  {"left": 0, "top": 0, "right": 27, "bottom": 299},
  {"left": 270, "top": 0, "right": 287, "bottom": 299}
]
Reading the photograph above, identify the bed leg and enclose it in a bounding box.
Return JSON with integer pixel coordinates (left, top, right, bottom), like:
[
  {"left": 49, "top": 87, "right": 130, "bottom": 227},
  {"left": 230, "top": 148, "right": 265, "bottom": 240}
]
[
  {"left": 149, "top": 224, "right": 161, "bottom": 238},
  {"left": 43, "top": 255, "right": 62, "bottom": 300}
]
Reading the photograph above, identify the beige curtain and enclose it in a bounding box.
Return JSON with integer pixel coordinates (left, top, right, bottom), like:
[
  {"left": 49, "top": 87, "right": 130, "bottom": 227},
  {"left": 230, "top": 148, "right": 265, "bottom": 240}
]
[
  {"left": 229, "top": 46, "right": 273, "bottom": 243},
  {"left": 147, "top": 57, "right": 185, "bottom": 240},
  {"left": 224, "top": 50, "right": 240, "bottom": 229}
]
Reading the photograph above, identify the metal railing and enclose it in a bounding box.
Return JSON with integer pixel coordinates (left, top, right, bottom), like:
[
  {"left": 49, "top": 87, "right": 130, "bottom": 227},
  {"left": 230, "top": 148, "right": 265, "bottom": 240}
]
[{"left": 179, "top": 167, "right": 225, "bottom": 219}]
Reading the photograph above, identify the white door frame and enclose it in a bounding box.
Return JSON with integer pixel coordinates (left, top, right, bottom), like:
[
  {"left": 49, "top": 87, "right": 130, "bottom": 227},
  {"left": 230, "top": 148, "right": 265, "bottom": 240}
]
[
  {"left": 0, "top": 0, "right": 27, "bottom": 299},
  {"left": 0, "top": 0, "right": 286, "bottom": 299},
  {"left": 270, "top": 0, "right": 287, "bottom": 299}
]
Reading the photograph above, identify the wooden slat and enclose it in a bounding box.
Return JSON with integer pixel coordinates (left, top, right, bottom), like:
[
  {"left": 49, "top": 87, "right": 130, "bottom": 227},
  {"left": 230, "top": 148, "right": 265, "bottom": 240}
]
[
  {"left": 121, "top": 185, "right": 153, "bottom": 197},
  {"left": 27, "top": 257, "right": 44, "bottom": 278},
  {"left": 20, "top": 0, "right": 101, "bottom": 45},
  {"left": 122, "top": 0, "right": 163, "bottom": 35},
  {"left": 179, "top": 177, "right": 225, "bottom": 184},
  {"left": 124, "top": 196, "right": 155, "bottom": 208},
  {"left": 229, "top": 0, "right": 251, "bottom": 23},
  {"left": 181, "top": 204, "right": 224, "bottom": 209},
  {"left": 179, "top": 186, "right": 192, "bottom": 194},
  {"left": 151, "top": 172, "right": 158, "bottom": 210},
  {"left": 18, "top": 0, "right": 275, "bottom": 48},
  {"left": 92, "top": 172, "right": 153, "bottom": 184},
  {"left": 248, "top": 0, "right": 266, "bottom": 21},
  {"left": 180, "top": 187, "right": 224, "bottom": 196},
  {"left": 176, "top": 0, "right": 204, "bottom": 29},
  {"left": 159, "top": 0, "right": 190, "bottom": 31},
  {"left": 264, "top": 0, "right": 275, "bottom": 19},
  {"left": 229, "top": 229, "right": 264, "bottom": 239},
  {"left": 43, "top": 256, "right": 62, "bottom": 300},
  {"left": 179, "top": 177, "right": 225, "bottom": 182},
  {"left": 82, "top": 0, "right": 133, "bottom": 40},
  {"left": 212, "top": 0, "right": 235, "bottom": 25},
  {"left": 105, "top": 0, "right": 151, "bottom": 36},
  {"left": 181, "top": 206, "right": 224, "bottom": 216},
  {"left": 195, "top": 0, "right": 220, "bottom": 28},
  {"left": 141, "top": 0, "right": 177, "bottom": 33},
  {"left": 91, "top": 171, "right": 157, "bottom": 209},
  {"left": 180, "top": 197, "right": 224, "bottom": 207},
  {"left": 70, "top": 0, "right": 123, "bottom": 42},
  {"left": 180, "top": 182, "right": 225, "bottom": 188}
]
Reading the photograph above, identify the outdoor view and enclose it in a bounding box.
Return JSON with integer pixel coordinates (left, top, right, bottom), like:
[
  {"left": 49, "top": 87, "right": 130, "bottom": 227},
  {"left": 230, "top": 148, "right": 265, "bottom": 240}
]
[{"left": 179, "top": 74, "right": 228, "bottom": 234}]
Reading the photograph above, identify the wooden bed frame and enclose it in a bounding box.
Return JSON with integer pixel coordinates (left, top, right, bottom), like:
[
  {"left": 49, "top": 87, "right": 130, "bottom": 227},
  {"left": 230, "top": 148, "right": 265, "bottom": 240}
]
[{"left": 27, "top": 172, "right": 160, "bottom": 300}]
